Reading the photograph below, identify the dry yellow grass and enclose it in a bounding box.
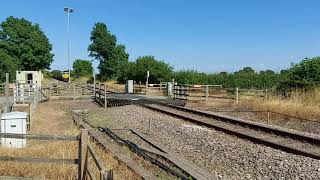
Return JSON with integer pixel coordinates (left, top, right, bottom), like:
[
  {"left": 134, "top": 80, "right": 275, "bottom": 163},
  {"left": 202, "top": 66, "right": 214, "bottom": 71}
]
[
  {"left": 104, "top": 80, "right": 125, "bottom": 92},
  {"left": 188, "top": 88, "right": 320, "bottom": 122},
  {"left": 0, "top": 102, "right": 78, "bottom": 179},
  {"left": 239, "top": 89, "right": 320, "bottom": 121},
  {"left": 0, "top": 100, "right": 144, "bottom": 179}
]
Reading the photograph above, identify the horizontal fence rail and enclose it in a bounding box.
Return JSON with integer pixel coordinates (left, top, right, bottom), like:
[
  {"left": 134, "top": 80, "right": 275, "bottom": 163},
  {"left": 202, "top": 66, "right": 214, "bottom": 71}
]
[{"left": 0, "top": 131, "right": 113, "bottom": 180}]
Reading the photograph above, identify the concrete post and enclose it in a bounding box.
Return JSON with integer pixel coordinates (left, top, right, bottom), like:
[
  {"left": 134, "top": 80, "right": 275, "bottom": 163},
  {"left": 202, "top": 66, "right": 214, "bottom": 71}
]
[
  {"left": 167, "top": 82, "right": 173, "bottom": 98},
  {"left": 235, "top": 87, "right": 239, "bottom": 103}
]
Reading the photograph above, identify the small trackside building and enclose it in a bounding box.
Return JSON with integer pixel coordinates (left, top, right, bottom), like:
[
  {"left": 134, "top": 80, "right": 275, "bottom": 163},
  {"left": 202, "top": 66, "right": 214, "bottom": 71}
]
[{"left": 16, "top": 71, "right": 43, "bottom": 87}]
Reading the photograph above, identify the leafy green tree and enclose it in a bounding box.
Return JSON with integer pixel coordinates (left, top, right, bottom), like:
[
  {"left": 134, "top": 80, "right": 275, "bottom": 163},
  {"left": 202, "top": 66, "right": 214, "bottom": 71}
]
[
  {"left": 0, "top": 16, "right": 54, "bottom": 70},
  {"left": 117, "top": 61, "right": 135, "bottom": 83},
  {"left": 133, "top": 56, "right": 173, "bottom": 83},
  {"left": 88, "top": 22, "right": 128, "bottom": 79},
  {"left": 117, "top": 56, "right": 173, "bottom": 83},
  {"left": 73, "top": 59, "right": 93, "bottom": 78},
  {"left": 0, "top": 49, "right": 18, "bottom": 82},
  {"left": 278, "top": 57, "right": 320, "bottom": 91}
]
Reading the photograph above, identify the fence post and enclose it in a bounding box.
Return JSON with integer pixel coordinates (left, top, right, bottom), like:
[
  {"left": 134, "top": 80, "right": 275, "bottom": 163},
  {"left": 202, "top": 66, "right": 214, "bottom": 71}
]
[
  {"left": 235, "top": 87, "right": 239, "bottom": 103},
  {"left": 22, "top": 84, "right": 25, "bottom": 104},
  {"left": 5, "top": 73, "right": 9, "bottom": 113},
  {"left": 49, "top": 85, "right": 51, "bottom": 101},
  {"left": 205, "top": 85, "right": 209, "bottom": 102},
  {"left": 148, "top": 119, "right": 151, "bottom": 134},
  {"left": 267, "top": 110, "right": 270, "bottom": 124},
  {"left": 93, "top": 83, "right": 96, "bottom": 100},
  {"left": 101, "top": 169, "right": 114, "bottom": 180},
  {"left": 73, "top": 84, "right": 76, "bottom": 100},
  {"left": 78, "top": 129, "right": 89, "bottom": 180},
  {"left": 98, "top": 83, "right": 101, "bottom": 105},
  {"left": 265, "top": 88, "right": 268, "bottom": 100},
  {"left": 93, "top": 72, "right": 96, "bottom": 96},
  {"left": 104, "top": 84, "right": 107, "bottom": 108}
]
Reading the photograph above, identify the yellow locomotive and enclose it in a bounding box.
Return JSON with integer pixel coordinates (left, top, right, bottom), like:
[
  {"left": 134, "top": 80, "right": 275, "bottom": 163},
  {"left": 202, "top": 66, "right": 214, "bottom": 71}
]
[{"left": 61, "top": 71, "right": 70, "bottom": 82}]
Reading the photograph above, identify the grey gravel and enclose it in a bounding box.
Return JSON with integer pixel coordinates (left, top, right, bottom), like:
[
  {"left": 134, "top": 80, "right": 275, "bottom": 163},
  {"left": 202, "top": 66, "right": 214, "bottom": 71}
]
[{"left": 72, "top": 100, "right": 320, "bottom": 179}]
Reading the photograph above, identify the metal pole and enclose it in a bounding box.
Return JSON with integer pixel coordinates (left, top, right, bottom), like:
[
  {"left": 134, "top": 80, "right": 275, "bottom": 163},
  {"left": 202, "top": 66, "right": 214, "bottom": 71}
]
[
  {"left": 64, "top": 7, "right": 74, "bottom": 84},
  {"left": 67, "top": 11, "right": 71, "bottom": 84}
]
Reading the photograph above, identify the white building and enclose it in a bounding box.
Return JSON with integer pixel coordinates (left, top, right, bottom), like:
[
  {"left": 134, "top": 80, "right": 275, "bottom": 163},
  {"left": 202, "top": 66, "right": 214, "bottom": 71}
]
[{"left": 16, "top": 71, "right": 43, "bottom": 87}]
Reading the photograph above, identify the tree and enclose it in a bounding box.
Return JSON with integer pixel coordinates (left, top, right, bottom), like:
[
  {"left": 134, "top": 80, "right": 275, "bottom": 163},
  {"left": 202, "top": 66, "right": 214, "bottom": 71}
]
[
  {"left": 278, "top": 57, "right": 320, "bottom": 91},
  {"left": 73, "top": 59, "right": 93, "bottom": 78},
  {"left": 117, "top": 56, "right": 173, "bottom": 83},
  {"left": 0, "top": 49, "right": 18, "bottom": 82},
  {"left": 0, "top": 16, "right": 54, "bottom": 70},
  {"left": 88, "top": 22, "right": 128, "bottom": 80},
  {"left": 133, "top": 56, "right": 173, "bottom": 83}
]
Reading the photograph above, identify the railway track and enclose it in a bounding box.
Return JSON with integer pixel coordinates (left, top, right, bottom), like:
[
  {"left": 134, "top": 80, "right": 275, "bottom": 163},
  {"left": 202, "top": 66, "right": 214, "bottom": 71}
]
[
  {"left": 141, "top": 102, "right": 320, "bottom": 160},
  {"left": 99, "top": 127, "right": 212, "bottom": 180},
  {"left": 72, "top": 109, "right": 213, "bottom": 180}
]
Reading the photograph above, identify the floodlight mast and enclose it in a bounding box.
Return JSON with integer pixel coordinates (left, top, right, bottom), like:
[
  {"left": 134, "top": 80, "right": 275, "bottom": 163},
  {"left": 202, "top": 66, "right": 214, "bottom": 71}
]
[{"left": 64, "top": 7, "right": 74, "bottom": 84}]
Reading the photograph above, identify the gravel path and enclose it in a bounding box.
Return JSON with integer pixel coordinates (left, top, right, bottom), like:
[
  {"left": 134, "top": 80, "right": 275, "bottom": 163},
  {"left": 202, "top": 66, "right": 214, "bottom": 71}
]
[{"left": 72, "top": 100, "right": 320, "bottom": 179}]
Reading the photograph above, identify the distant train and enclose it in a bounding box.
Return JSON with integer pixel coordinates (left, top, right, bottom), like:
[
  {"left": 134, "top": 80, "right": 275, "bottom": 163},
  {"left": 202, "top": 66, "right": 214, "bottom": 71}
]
[{"left": 61, "top": 71, "right": 70, "bottom": 82}]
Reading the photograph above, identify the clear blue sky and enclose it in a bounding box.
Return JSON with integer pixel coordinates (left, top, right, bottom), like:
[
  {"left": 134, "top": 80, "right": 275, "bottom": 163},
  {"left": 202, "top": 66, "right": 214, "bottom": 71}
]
[{"left": 1, "top": 0, "right": 320, "bottom": 73}]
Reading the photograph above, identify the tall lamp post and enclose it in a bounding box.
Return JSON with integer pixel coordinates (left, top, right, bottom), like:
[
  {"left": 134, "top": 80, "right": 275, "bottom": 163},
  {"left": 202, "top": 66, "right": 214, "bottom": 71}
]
[{"left": 64, "top": 7, "right": 74, "bottom": 84}]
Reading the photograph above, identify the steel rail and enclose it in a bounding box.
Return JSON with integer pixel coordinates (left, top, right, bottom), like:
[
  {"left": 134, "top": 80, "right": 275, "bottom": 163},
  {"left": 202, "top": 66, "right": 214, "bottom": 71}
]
[
  {"left": 150, "top": 102, "right": 320, "bottom": 145},
  {"left": 141, "top": 103, "right": 320, "bottom": 160}
]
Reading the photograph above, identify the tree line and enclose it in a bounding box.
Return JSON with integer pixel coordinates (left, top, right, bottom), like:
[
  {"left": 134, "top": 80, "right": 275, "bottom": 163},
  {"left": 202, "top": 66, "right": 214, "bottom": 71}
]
[{"left": 0, "top": 16, "right": 319, "bottom": 92}]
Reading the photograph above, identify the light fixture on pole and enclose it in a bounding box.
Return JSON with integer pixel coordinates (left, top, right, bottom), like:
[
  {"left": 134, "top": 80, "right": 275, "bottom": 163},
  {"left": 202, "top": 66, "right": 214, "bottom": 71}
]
[{"left": 64, "top": 7, "right": 74, "bottom": 84}]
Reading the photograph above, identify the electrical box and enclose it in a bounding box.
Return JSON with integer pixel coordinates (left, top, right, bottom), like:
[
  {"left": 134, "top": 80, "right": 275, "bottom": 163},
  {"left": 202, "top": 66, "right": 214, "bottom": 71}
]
[
  {"left": 1, "top": 112, "right": 28, "bottom": 148},
  {"left": 126, "top": 80, "right": 134, "bottom": 93}
]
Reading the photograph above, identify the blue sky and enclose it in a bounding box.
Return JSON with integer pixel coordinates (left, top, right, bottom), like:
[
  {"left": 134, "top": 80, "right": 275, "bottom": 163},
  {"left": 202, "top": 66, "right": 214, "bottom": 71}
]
[{"left": 1, "top": 0, "right": 320, "bottom": 73}]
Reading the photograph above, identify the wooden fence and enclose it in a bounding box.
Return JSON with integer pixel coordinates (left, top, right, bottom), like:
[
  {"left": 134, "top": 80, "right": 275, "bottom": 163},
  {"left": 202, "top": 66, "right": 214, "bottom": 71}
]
[
  {"left": 40, "top": 82, "right": 94, "bottom": 100},
  {"left": 94, "top": 83, "right": 108, "bottom": 108},
  {"left": 172, "top": 84, "right": 268, "bottom": 103},
  {"left": 133, "top": 83, "right": 167, "bottom": 95},
  {"left": 0, "top": 132, "right": 113, "bottom": 180}
]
